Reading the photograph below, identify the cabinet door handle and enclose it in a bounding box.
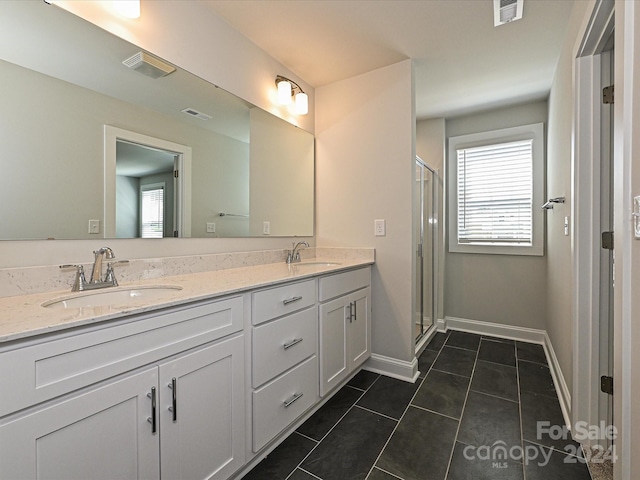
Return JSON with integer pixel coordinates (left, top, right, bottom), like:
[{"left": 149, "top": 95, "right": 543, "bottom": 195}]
[
  {"left": 282, "top": 295, "right": 303, "bottom": 305},
  {"left": 283, "top": 392, "right": 304, "bottom": 408},
  {"left": 352, "top": 301, "right": 357, "bottom": 321},
  {"left": 147, "top": 387, "right": 157, "bottom": 434},
  {"left": 168, "top": 377, "right": 177, "bottom": 422},
  {"left": 283, "top": 337, "right": 303, "bottom": 350}
]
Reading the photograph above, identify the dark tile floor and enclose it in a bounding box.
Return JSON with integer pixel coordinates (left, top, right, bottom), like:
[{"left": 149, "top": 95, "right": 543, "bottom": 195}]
[{"left": 242, "top": 331, "right": 593, "bottom": 480}]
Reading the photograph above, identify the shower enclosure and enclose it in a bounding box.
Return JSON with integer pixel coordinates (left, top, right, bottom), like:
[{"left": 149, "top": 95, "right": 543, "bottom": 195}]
[{"left": 415, "top": 157, "right": 438, "bottom": 342}]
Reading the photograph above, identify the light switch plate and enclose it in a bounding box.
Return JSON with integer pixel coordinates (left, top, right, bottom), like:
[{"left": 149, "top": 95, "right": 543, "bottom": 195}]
[
  {"left": 634, "top": 196, "right": 640, "bottom": 239},
  {"left": 88, "top": 219, "right": 100, "bottom": 234},
  {"left": 374, "top": 219, "right": 386, "bottom": 236}
]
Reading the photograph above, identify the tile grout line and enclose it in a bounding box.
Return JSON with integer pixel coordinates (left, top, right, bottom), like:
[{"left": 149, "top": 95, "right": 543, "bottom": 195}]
[
  {"left": 442, "top": 339, "right": 481, "bottom": 480},
  {"left": 516, "top": 341, "right": 528, "bottom": 480},
  {"left": 283, "top": 375, "right": 378, "bottom": 480},
  {"left": 362, "top": 338, "right": 450, "bottom": 479},
  {"left": 372, "top": 466, "right": 405, "bottom": 480},
  {"left": 410, "top": 403, "right": 461, "bottom": 423}
]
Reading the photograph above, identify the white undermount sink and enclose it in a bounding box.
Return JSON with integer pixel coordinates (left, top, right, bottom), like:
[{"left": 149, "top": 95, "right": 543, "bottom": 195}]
[
  {"left": 42, "top": 285, "right": 183, "bottom": 309},
  {"left": 291, "top": 262, "right": 342, "bottom": 268}
]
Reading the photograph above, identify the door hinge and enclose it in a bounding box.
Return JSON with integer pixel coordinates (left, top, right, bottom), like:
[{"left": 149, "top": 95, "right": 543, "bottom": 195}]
[
  {"left": 603, "top": 85, "right": 614, "bottom": 104},
  {"left": 174, "top": 170, "right": 179, "bottom": 178},
  {"left": 600, "top": 375, "right": 613, "bottom": 395},
  {"left": 602, "top": 231, "right": 614, "bottom": 250}
]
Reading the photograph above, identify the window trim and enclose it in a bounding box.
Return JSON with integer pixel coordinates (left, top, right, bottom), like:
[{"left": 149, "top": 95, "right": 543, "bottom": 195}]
[{"left": 448, "top": 123, "right": 545, "bottom": 256}]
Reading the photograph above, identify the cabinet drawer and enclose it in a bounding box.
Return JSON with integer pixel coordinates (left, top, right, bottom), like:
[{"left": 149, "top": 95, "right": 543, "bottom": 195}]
[
  {"left": 252, "top": 355, "right": 318, "bottom": 451},
  {"left": 319, "top": 267, "right": 370, "bottom": 302},
  {"left": 252, "top": 279, "right": 316, "bottom": 325},
  {"left": 0, "top": 296, "right": 243, "bottom": 418},
  {"left": 252, "top": 307, "right": 317, "bottom": 387}
]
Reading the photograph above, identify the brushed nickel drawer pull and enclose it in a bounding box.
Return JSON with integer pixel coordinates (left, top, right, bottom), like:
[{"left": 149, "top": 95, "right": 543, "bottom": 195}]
[
  {"left": 283, "top": 295, "right": 303, "bottom": 305},
  {"left": 283, "top": 338, "right": 303, "bottom": 350},
  {"left": 147, "top": 387, "right": 157, "bottom": 434},
  {"left": 284, "top": 392, "right": 304, "bottom": 408},
  {"left": 168, "top": 377, "right": 177, "bottom": 422}
]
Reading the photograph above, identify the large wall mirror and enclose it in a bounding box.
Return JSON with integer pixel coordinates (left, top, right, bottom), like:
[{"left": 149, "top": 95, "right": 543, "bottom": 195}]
[{"left": 0, "top": 1, "right": 314, "bottom": 240}]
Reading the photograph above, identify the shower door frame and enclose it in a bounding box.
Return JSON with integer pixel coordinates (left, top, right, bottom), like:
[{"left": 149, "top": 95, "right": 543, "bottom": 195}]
[{"left": 415, "top": 156, "right": 438, "bottom": 344}]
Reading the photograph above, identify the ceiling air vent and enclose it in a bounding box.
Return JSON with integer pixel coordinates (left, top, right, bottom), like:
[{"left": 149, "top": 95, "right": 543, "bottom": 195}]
[
  {"left": 494, "top": 0, "right": 524, "bottom": 26},
  {"left": 181, "top": 108, "right": 212, "bottom": 121},
  {"left": 123, "top": 51, "right": 176, "bottom": 78}
]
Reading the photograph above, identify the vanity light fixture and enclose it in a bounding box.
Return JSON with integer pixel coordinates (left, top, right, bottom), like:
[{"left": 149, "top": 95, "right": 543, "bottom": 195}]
[
  {"left": 275, "top": 75, "right": 308, "bottom": 115},
  {"left": 113, "top": 0, "right": 141, "bottom": 19}
]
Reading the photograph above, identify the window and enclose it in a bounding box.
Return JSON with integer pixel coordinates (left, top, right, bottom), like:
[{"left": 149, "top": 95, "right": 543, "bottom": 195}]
[
  {"left": 140, "top": 183, "right": 165, "bottom": 238},
  {"left": 448, "top": 123, "right": 544, "bottom": 256}
]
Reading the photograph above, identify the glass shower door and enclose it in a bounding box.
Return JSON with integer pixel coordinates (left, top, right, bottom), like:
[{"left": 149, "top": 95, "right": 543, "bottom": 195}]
[{"left": 415, "top": 158, "right": 436, "bottom": 342}]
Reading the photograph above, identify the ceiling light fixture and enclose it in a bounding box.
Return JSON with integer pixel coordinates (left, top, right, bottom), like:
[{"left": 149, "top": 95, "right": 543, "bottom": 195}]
[{"left": 275, "top": 75, "right": 308, "bottom": 115}]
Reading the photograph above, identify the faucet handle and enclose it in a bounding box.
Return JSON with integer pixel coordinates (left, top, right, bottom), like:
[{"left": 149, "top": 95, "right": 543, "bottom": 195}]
[
  {"left": 105, "top": 260, "right": 129, "bottom": 286},
  {"left": 60, "top": 264, "right": 87, "bottom": 292}
]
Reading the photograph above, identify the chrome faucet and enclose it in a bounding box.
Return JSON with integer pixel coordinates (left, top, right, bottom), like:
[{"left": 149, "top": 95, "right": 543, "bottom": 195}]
[
  {"left": 91, "top": 247, "right": 115, "bottom": 284},
  {"left": 286, "top": 241, "right": 309, "bottom": 264},
  {"left": 60, "top": 247, "right": 128, "bottom": 292}
]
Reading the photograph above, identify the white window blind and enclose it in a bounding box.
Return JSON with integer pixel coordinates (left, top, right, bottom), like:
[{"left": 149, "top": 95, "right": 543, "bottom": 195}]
[
  {"left": 141, "top": 186, "right": 164, "bottom": 239},
  {"left": 456, "top": 139, "right": 533, "bottom": 245}
]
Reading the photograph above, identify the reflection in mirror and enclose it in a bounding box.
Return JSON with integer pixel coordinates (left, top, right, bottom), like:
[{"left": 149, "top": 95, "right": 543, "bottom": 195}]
[
  {"left": 116, "top": 141, "right": 177, "bottom": 239},
  {"left": 0, "top": 1, "right": 314, "bottom": 240}
]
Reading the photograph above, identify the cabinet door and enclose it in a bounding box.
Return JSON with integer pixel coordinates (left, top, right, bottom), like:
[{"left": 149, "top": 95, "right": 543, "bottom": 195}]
[
  {"left": 349, "top": 287, "right": 371, "bottom": 371},
  {"left": 0, "top": 368, "right": 159, "bottom": 480},
  {"left": 159, "top": 335, "right": 245, "bottom": 480},
  {"left": 319, "top": 296, "right": 349, "bottom": 396}
]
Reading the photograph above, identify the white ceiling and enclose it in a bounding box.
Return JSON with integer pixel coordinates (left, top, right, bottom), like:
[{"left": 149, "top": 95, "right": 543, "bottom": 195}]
[{"left": 204, "top": 0, "right": 576, "bottom": 119}]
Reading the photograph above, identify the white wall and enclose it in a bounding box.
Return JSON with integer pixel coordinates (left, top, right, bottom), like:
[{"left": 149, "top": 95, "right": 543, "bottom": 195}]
[
  {"left": 316, "top": 60, "right": 416, "bottom": 365},
  {"left": 545, "top": 0, "right": 591, "bottom": 395},
  {"left": 1, "top": 0, "right": 314, "bottom": 268},
  {"left": 444, "top": 101, "right": 548, "bottom": 330}
]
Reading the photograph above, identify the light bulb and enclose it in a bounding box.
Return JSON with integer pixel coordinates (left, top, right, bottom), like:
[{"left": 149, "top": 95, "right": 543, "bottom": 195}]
[
  {"left": 113, "top": 0, "right": 141, "bottom": 19},
  {"left": 294, "top": 92, "right": 308, "bottom": 115},
  {"left": 277, "top": 80, "right": 292, "bottom": 105}
]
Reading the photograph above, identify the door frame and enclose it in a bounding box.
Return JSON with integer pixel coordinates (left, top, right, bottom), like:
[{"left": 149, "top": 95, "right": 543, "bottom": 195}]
[
  {"left": 104, "top": 125, "right": 192, "bottom": 238},
  {"left": 572, "top": 0, "right": 614, "bottom": 450}
]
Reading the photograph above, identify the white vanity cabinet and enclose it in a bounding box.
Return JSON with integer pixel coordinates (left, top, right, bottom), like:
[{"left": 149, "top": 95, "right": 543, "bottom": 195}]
[
  {"left": 251, "top": 279, "right": 319, "bottom": 452},
  {"left": 0, "top": 296, "right": 245, "bottom": 480},
  {"left": 318, "top": 268, "right": 371, "bottom": 396}
]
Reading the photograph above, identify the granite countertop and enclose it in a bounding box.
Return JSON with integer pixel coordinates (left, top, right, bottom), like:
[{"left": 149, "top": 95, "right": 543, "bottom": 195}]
[{"left": 0, "top": 257, "right": 373, "bottom": 344}]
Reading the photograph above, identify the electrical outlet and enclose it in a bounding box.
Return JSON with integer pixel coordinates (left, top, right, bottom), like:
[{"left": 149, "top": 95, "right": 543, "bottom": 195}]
[
  {"left": 263, "top": 221, "right": 270, "bottom": 235},
  {"left": 564, "top": 216, "right": 569, "bottom": 236},
  {"left": 88, "top": 219, "right": 100, "bottom": 234},
  {"left": 206, "top": 222, "right": 216, "bottom": 233},
  {"left": 374, "top": 219, "right": 386, "bottom": 236}
]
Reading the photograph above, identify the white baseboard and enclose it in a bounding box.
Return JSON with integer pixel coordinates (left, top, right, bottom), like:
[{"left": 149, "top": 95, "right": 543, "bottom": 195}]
[
  {"left": 443, "top": 316, "right": 572, "bottom": 427},
  {"left": 543, "top": 331, "right": 572, "bottom": 427},
  {"left": 444, "top": 316, "right": 546, "bottom": 343},
  {"left": 364, "top": 353, "right": 420, "bottom": 383}
]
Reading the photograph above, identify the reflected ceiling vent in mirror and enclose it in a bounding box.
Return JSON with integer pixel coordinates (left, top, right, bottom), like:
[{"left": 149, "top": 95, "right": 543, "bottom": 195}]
[
  {"left": 493, "top": 0, "right": 523, "bottom": 26},
  {"left": 123, "top": 51, "right": 176, "bottom": 78},
  {"left": 181, "top": 108, "right": 212, "bottom": 121}
]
